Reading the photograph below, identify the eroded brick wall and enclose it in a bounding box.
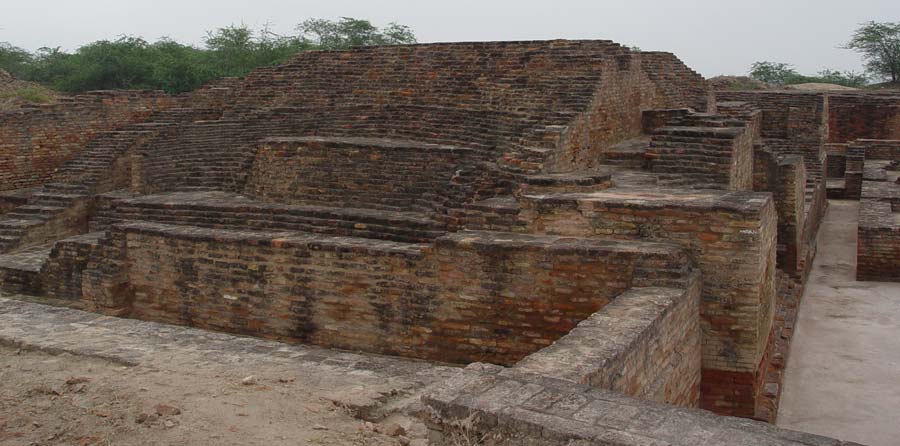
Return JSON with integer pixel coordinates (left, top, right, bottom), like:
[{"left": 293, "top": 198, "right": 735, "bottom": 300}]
[
  {"left": 87, "top": 223, "right": 691, "bottom": 366},
  {"left": 0, "top": 91, "right": 177, "bottom": 192}
]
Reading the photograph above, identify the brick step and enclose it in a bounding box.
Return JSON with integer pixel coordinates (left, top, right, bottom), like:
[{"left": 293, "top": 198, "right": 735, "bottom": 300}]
[
  {"left": 653, "top": 126, "right": 743, "bottom": 140},
  {"left": 30, "top": 193, "right": 85, "bottom": 207},
  {"left": 649, "top": 139, "right": 734, "bottom": 149},
  {"left": 44, "top": 183, "right": 90, "bottom": 195},
  {"left": 101, "top": 212, "right": 443, "bottom": 243},
  {"left": 97, "top": 192, "right": 447, "bottom": 243},
  {"left": 109, "top": 201, "right": 442, "bottom": 230},
  {"left": 0, "top": 244, "right": 53, "bottom": 294},
  {"left": 7, "top": 205, "right": 67, "bottom": 215},
  {"left": 651, "top": 160, "right": 734, "bottom": 170}
]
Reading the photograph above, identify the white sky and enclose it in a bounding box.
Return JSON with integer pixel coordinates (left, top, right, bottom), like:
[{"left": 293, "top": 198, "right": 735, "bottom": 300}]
[{"left": 1, "top": 0, "right": 898, "bottom": 77}]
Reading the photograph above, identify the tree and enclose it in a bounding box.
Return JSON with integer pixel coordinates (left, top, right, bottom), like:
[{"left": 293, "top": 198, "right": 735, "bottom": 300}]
[
  {"left": 749, "top": 62, "right": 801, "bottom": 85},
  {"left": 297, "top": 17, "right": 416, "bottom": 49},
  {"left": 0, "top": 17, "right": 417, "bottom": 94},
  {"left": 845, "top": 21, "right": 900, "bottom": 82},
  {"left": 0, "top": 43, "right": 33, "bottom": 78}
]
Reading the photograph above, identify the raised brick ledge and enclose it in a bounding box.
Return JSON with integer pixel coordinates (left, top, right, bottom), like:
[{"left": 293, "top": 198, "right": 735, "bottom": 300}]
[
  {"left": 858, "top": 200, "right": 898, "bottom": 229},
  {"left": 522, "top": 187, "right": 772, "bottom": 215},
  {"left": 422, "top": 365, "right": 860, "bottom": 446},
  {"left": 114, "top": 222, "right": 428, "bottom": 257},
  {"left": 654, "top": 125, "right": 745, "bottom": 138},
  {"left": 110, "top": 191, "right": 441, "bottom": 227},
  {"left": 261, "top": 136, "right": 488, "bottom": 155},
  {"left": 435, "top": 230, "right": 687, "bottom": 258}
]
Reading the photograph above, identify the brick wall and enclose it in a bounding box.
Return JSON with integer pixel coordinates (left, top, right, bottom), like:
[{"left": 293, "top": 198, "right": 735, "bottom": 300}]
[
  {"left": 648, "top": 123, "right": 755, "bottom": 191},
  {"left": 79, "top": 222, "right": 692, "bottom": 366},
  {"left": 853, "top": 139, "right": 900, "bottom": 160},
  {"left": 842, "top": 140, "right": 900, "bottom": 199},
  {"left": 514, "top": 189, "right": 777, "bottom": 416},
  {"left": 826, "top": 143, "right": 848, "bottom": 178},
  {"left": 516, "top": 190, "right": 776, "bottom": 375},
  {"left": 828, "top": 93, "right": 900, "bottom": 143},
  {"left": 857, "top": 200, "right": 900, "bottom": 282},
  {"left": 41, "top": 232, "right": 105, "bottom": 300},
  {"left": 754, "top": 150, "right": 807, "bottom": 273},
  {"left": 244, "top": 137, "right": 513, "bottom": 220},
  {"left": 513, "top": 276, "right": 702, "bottom": 408},
  {"left": 0, "top": 91, "right": 177, "bottom": 192},
  {"left": 715, "top": 91, "right": 827, "bottom": 141}
]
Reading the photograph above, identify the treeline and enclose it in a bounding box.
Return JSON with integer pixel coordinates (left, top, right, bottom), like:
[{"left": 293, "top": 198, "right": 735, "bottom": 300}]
[
  {"left": 749, "top": 62, "right": 869, "bottom": 88},
  {"left": 746, "top": 21, "right": 900, "bottom": 88},
  {"left": 0, "top": 18, "right": 416, "bottom": 94}
]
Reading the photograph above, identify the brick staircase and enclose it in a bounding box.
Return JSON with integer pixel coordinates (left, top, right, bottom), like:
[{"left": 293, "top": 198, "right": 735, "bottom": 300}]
[{"left": 0, "top": 107, "right": 224, "bottom": 253}]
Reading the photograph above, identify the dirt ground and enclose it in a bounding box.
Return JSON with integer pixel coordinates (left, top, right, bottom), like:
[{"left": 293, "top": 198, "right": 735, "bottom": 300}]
[{"left": 0, "top": 345, "right": 419, "bottom": 446}]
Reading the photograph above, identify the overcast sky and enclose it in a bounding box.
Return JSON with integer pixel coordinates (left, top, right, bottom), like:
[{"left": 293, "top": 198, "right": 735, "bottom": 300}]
[{"left": 2, "top": 0, "right": 898, "bottom": 77}]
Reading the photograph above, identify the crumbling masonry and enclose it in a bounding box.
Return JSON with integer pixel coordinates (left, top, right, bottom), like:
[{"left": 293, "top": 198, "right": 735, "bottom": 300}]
[{"left": 1, "top": 40, "right": 898, "bottom": 445}]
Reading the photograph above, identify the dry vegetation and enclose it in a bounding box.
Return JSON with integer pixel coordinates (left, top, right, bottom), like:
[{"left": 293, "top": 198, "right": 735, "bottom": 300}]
[{"left": 0, "top": 69, "right": 57, "bottom": 110}]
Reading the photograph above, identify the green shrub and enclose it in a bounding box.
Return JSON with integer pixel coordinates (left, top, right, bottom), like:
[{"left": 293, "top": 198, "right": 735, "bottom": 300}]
[{"left": 0, "top": 18, "right": 417, "bottom": 94}]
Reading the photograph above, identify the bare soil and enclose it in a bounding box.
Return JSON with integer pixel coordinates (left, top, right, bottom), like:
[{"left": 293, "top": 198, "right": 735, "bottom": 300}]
[{"left": 0, "top": 346, "right": 415, "bottom": 446}]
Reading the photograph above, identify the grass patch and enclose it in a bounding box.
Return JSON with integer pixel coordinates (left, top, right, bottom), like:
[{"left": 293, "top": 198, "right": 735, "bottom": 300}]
[{"left": 0, "top": 86, "right": 54, "bottom": 104}]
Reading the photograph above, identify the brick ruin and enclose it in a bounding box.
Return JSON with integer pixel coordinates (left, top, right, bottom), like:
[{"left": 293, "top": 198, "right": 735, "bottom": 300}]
[{"left": 0, "top": 40, "right": 897, "bottom": 445}]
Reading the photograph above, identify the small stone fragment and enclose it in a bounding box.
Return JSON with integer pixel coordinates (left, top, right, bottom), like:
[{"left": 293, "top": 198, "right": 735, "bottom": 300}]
[
  {"left": 381, "top": 423, "right": 405, "bottom": 437},
  {"left": 66, "top": 377, "right": 90, "bottom": 385},
  {"left": 155, "top": 403, "right": 182, "bottom": 416},
  {"left": 241, "top": 376, "right": 257, "bottom": 386}
]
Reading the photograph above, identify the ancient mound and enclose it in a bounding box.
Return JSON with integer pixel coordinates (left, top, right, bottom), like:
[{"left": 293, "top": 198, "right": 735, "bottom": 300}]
[
  {"left": 708, "top": 75, "right": 770, "bottom": 91},
  {"left": 784, "top": 82, "right": 858, "bottom": 91},
  {"left": 866, "top": 81, "right": 900, "bottom": 91}
]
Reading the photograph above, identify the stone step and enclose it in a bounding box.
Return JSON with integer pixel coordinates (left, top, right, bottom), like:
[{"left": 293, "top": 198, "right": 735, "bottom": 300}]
[{"left": 43, "top": 183, "right": 91, "bottom": 193}]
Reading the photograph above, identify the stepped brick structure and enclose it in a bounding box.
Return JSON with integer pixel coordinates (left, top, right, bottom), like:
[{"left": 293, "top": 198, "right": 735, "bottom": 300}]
[{"left": 1, "top": 40, "right": 897, "bottom": 445}]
